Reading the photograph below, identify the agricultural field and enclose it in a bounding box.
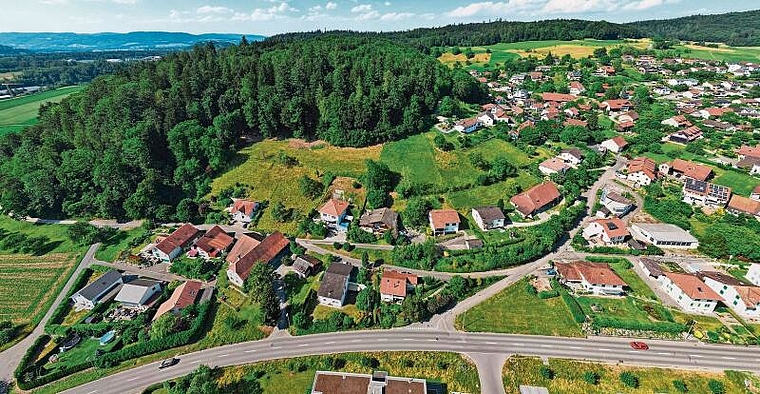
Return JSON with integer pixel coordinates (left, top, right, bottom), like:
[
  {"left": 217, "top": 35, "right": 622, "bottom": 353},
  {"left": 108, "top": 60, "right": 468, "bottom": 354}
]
[
  {"left": 0, "top": 253, "right": 79, "bottom": 350},
  {"left": 503, "top": 356, "right": 749, "bottom": 394},
  {"left": 674, "top": 43, "right": 760, "bottom": 63},
  {"left": 456, "top": 278, "right": 583, "bottom": 337},
  {"left": 0, "top": 86, "right": 84, "bottom": 136},
  {"left": 211, "top": 139, "right": 382, "bottom": 233}
]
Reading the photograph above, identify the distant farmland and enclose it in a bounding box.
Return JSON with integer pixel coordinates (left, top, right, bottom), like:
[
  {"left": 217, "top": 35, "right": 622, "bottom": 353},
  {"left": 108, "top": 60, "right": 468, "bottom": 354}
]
[{"left": 0, "top": 85, "right": 84, "bottom": 136}]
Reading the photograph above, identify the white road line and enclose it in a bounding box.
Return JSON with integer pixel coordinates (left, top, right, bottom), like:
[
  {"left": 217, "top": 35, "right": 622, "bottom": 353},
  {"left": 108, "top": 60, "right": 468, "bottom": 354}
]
[
  {"left": 325, "top": 341, "right": 335, "bottom": 345},
  {"left": 599, "top": 348, "right": 611, "bottom": 351},
  {"left": 377, "top": 338, "right": 388, "bottom": 342},
  {"left": 656, "top": 352, "right": 669, "bottom": 355},
  {"left": 298, "top": 344, "right": 309, "bottom": 347},
  {"left": 126, "top": 377, "right": 140, "bottom": 382},
  {"left": 217, "top": 354, "right": 229, "bottom": 358},
  {"left": 403, "top": 338, "right": 414, "bottom": 341},
  {"left": 350, "top": 339, "right": 361, "bottom": 343},
  {"left": 86, "top": 391, "right": 97, "bottom": 394},
  {"left": 245, "top": 350, "right": 256, "bottom": 353},
  {"left": 721, "top": 356, "right": 737, "bottom": 360},
  {"left": 690, "top": 355, "right": 703, "bottom": 358},
  {"left": 511, "top": 343, "right": 524, "bottom": 347},
  {"left": 540, "top": 344, "right": 551, "bottom": 348},
  {"left": 485, "top": 342, "right": 498, "bottom": 345}
]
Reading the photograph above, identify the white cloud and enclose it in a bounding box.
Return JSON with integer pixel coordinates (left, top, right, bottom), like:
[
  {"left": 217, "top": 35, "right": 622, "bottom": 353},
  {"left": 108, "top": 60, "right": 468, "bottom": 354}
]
[
  {"left": 232, "top": 2, "right": 298, "bottom": 21},
  {"left": 384, "top": 1, "right": 392, "bottom": 5},
  {"left": 446, "top": 1, "right": 525, "bottom": 18},
  {"left": 111, "top": 0, "right": 138, "bottom": 4},
  {"left": 197, "top": 5, "right": 232, "bottom": 14},
  {"left": 380, "top": 12, "right": 415, "bottom": 21},
  {"left": 622, "top": 0, "right": 681, "bottom": 11},
  {"left": 541, "top": 0, "right": 613, "bottom": 13},
  {"left": 351, "top": 4, "right": 373, "bottom": 13},
  {"left": 39, "top": 0, "right": 68, "bottom": 4},
  {"left": 325, "top": 1, "right": 338, "bottom": 10}
]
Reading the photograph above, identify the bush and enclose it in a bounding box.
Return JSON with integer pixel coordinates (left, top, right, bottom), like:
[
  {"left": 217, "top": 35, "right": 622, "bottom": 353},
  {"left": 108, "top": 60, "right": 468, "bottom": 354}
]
[
  {"left": 708, "top": 379, "right": 725, "bottom": 394},
  {"left": 673, "top": 379, "right": 688, "bottom": 393},
  {"left": 539, "top": 365, "right": 554, "bottom": 380},
  {"left": 592, "top": 316, "right": 686, "bottom": 334},
  {"left": 525, "top": 282, "right": 538, "bottom": 296},
  {"left": 619, "top": 371, "right": 639, "bottom": 388},
  {"left": 553, "top": 282, "right": 585, "bottom": 324},
  {"left": 583, "top": 371, "right": 599, "bottom": 385},
  {"left": 538, "top": 290, "right": 559, "bottom": 299},
  {"left": 332, "top": 242, "right": 342, "bottom": 250}
]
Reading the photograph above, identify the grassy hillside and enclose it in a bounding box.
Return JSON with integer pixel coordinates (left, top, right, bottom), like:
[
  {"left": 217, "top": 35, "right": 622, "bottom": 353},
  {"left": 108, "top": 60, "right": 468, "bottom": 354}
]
[{"left": 0, "top": 86, "right": 84, "bottom": 136}]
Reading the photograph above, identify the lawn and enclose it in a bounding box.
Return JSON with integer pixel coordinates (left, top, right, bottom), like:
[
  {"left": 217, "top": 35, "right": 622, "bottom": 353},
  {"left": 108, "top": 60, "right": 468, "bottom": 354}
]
[
  {"left": 457, "top": 278, "right": 583, "bottom": 337},
  {"left": 712, "top": 168, "right": 760, "bottom": 197},
  {"left": 503, "top": 356, "right": 746, "bottom": 394},
  {"left": 211, "top": 139, "right": 381, "bottom": 233},
  {"left": 95, "top": 227, "right": 148, "bottom": 262},
  {"left": 673, "top": 43, "right": 760, "bottom": 63},
  {"left": 0, "top": 86, "right": 84, "bottom": 136},
  {"left": 0, "top": 215, "right": 82, "bottom": 254},
  {"left": 212, "top": 352, "right": 481, "bottom": 394}
]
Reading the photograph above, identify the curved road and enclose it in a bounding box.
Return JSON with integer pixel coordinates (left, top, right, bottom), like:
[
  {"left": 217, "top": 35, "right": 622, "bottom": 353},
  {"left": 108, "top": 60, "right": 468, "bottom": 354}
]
[{"left": 62, "top": 329, "right": 760, "bottom": 394}]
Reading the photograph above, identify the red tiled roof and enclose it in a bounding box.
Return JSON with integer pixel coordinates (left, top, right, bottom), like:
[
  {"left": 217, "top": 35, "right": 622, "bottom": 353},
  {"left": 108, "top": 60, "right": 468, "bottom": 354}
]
[
  {"left": 429, "top": 209, "right": 460, "bottom": 229},
  {"left": 564, "top": 118, "right": 588, "bottom": 128},
  {"left": 594, "top": 217, "right": 629, "bottom": 238},
  {"left": 609, "top": 136, "right": 628, "bottom": 148},
  {"left": 665, "top": 272, "right": 722, "bottom": 301},
  {"left": 627, "top": 157, "right": 657, "bottom": 181},
  {"left": 379, "top": 270, "right": 418, "bottom": 298},
  {"left": 735, "top": 286, "right": 760, "bottom": 308},
  {"left": 229, "top": 231, "right": 290, "bottom": 282},
  {"left": 738, "top": 145, "right": 760, "bottom": 159},
  {"left": 671, "top": 159, "right": 712, "bottom": 181},
  {"left": 540, "top": 158, "right": 570, "bottom": 172},
  {"left": 541, "top": 92, "right": 576, "bottom": 103},
  {"left": 155, "top": 224, "right": 201, "bottom": 255},
  {"left": 510, "top": 182, "right": 561, "bottom": 217},
  {"left": 231, "top": 199, "right": 258, "bottom": 217},
  {"left": 556, "top": 261, "right": 627, "bottom": 287},
  {"left": 226, "top": 234, "right": 261, "bottom": 264},
  {"left": 728, "top": 195, "right": 760, "bottom": 216},
  {"left": 319, "top": 198, "right": 349, "bottom": 217},
  {"left": 195, "top": 225, "right": 235, "bottom": 258},
  {"left": 603, "top": 99, "right": 632, "bottom": 110},
  {"left": 153, "top": 281, "right": 202, "bottom": 321}
]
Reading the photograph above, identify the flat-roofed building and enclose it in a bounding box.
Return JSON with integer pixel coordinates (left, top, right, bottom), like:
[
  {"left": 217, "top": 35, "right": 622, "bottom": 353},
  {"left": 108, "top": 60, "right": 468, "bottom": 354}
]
[{"left": 631, "top": 223, "right": 699, "bottom": 249}]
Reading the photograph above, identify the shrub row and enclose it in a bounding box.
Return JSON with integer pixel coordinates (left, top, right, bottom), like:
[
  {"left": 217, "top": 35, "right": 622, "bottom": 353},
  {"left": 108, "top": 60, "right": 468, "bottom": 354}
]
[
  {"left": 14, "top": 334, "right": 51, "bottom": 380},
  {"left": 538, "top": 290, "right": 559, "bottom": 299},
  {"left": 592, "top": 316, "right": 686, "bottom": 334},
  {"left": 552, "top": 280, "right": 586, "bottom": 324}
]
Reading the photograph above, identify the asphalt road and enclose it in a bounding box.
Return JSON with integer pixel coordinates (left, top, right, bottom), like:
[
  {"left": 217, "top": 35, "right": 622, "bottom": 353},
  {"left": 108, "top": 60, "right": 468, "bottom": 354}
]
[{"left": 62, "top": 330, "right": 760, "bottom": 394}]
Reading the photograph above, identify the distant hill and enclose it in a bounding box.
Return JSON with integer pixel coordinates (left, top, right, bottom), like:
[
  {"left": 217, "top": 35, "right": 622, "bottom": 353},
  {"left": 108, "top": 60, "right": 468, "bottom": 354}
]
[
  {"left": 0, "top": 31, "right": 265, "bottom": 52},
  {"left": 627, "top": 10, "right": 760, "bottom": 47},
  {"left": 0, "top": 44, "right": 29, "bottom": 56}
]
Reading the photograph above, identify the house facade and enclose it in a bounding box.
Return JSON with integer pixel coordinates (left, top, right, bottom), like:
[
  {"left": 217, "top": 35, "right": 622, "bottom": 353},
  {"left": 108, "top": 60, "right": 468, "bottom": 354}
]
[
  {"left": 510, "top": 181, "right": 562, "bottom": 218},
  {"left": 152, "top": 281, "right": 202, "bottom": 322},
  {"left": 631, "top": 223, "right": 699, "bottom": 249},
  {"left": 317, "top": 262, "right": 353, "bottom": 308},
  {"left": 226, "top": 231, "right": 290, "bottom": 288},
  {"left": 582, "top": 217, "right": 629, "bottom": 245},
  {"left": 699, "top": 272, "right": 760, "bottom": 319},
  {"left": 682, "top": 179, "right": 731, "bottom": 209},
  {"left": 428, "top": 209, "right": 460, "bottom": 236},
  {"left": 379, "top": 270, "right": 418, "bottom": 303},
  {"left": 318, "top": 198, "right": 350, "bottom": 225},
  {"left": 661, "top": 272, "right": 722, "bottom": 314},
  {"left": 71, "top": 270, "right": 123, "bottom": 310},
  {"left": 114, "top": 279, "right": 162, "bottom": 311},
  {"left": 747, "top": 264, "right": 760, "bottom": 286},
  {"left": 150, "top": 224, "right": 202, "bottom": 263},
  {"left": 625, "top": 157, "right": 657, "bottom": 187},
  {"left": 229, "top": 199, "right": 259, "bottom": 224},
  {"left": 471, "top": 206, "right": 506, "bottom": 231},
  {"left": 555, "top": 261, "right": 627, "bottom": 295},
  {"left": 599, "top": 186, "right": 634, "bottom": 217}
]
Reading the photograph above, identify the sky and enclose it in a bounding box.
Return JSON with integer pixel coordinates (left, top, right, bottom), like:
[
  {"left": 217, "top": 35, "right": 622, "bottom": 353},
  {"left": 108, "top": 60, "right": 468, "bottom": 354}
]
[{"left": 0, "top": 0, "right": 757, "bottom": 36}]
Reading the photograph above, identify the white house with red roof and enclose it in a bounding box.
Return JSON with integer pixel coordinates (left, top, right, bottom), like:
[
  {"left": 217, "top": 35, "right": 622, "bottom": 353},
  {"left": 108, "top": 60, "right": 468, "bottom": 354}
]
[
  {"left": 569, "top": 81, "right": 585, "bottom": 96},
  {"left": 600, "top": 136, "right": 628, "bottom": 154},
  {"left": 318, "top": 198, "right": 350, "bottom": 225},
  {"left": 625, "top": 157, "right": 657, "bottom": 186},
  {"left": 152, "top": 281, "right": 202, "bottom": 322},
  {"left": 539, "top": 158, "right": 570, "bottom": 175},
  {"left": 661, "top": 272, "right": 722, "bottom": 313},
  {"left": 428, "top": 209, "right": 460, "bottom": 236},
  {"left": 229, "top": 199, "right": 260, "bottom": 224},
  {"left": 150, "top": 224, "right": 203, "bottom": 263},
  {"left": 226, "top": 232, "right": 290, "bottom": 288},
  {"left": 582, "top": 217, "right": 629, "bottom": 245},
  {"left": 510, "top": 182, "right": 562, "bottom": 218},
  {"left": 699, "top": 271, "right": 760, "bottom": 319},
  {"left": 379, "top": 270, "right": 419, "bottom": 303},
  {"left": 555, "top": 261, "right": 627, "bottom": 295}
]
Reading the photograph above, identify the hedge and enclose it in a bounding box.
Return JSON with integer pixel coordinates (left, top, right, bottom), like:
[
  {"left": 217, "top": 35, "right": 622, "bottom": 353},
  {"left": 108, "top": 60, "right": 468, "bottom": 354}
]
[
  {"left": 592, "top": 316, "right": 686, "bottom": 334},
  {"left": 47, "top": 267, "right": 95, "bottom": 325},
  {"left": 14, "top": 334, "right": 51, "bottom": 380},
  {"left": 552, "top": 280, "right": 586, "bottom": 324},
  {"left": 538, "top": 290, "right": 559, "bottom": 299}
]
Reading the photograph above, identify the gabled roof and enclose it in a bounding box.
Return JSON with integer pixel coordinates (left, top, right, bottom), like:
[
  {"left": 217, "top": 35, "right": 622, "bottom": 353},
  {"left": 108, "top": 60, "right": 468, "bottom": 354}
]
[
  {"left": 317, "top": 262, "right": 353, "bottom": 300},
  {"left": 539, "top": 158, "right": 570, "bottom": 172},
  {"left": 664, "top": 272, "right": 722, "bottom": 301},
  {"left": 556, "top": 261, "right": 627, "bottom": 287},
  {"left": 728, "top": 195, "right": 760, "bottom": 216},
  {"left": 627, "top": 157, "right": 657, "bottom": 181},
  {"left": 195, "top": 225, "right": 235, "bottom": 257},
  {"left": 697, "top": 271, "right": 744, "bottom": 287},
  {"left": 76, "top": 270, "right": 122, "bottom": 301},
  {"left": 737, "top": 144, "right": 760, "bottom": 159},
  {"left": 359, "top": 208, "right": 399, "bottom": 229},
  {"left": 429, "top": 209, "right": 460, "bottom": 229},
  {"left": 671, "top": 159, "right": 712, "bottom": 181},
  {"left": 510, "top": 182, "right": 561, "bottom": 217},
  {"left": 379, "top": 270, "right": 418, "bottom": 298},
  {"left": 561, "top": 148, "right": 583, "bottom": 160},
  {"left": 228, "top": 232, "right": 289, "bottom": 282},
  {"left": 541, "top": 92, "right": 575, "bottom": 103},
  {"left": 155, "top": 224, "right": 201, "bottom": 255},
  {"left": 735, "top": 286, "right": 760, "bottom": 308},
  {"left": 230, "top": 199, "right": 259, "bottom": 217},
  {"left": 293, "top": 255, "right": 322, "bottom": 275},
  {"left": 226, "top": 234, "right": 261, "bottom": 264},
  {"left": 602, "top": 187, "right": 632, "bottom": 205},
  {"left": 593, "top": 217, "right": 629, "bottom": 238},
  {"left": 639, "top": 258, "right": 664, "bottom": 277},
  {"left": 472, "top": 206, "right": 506, "bottom": 222},
  {"left": 115, "top": 279, "right": 160, "bottom": 304},
  {"left": 604, "top": 136, "right": 628, "bottom": 149},
  {"left": 602, "top": 99, "right": 632, "bottom": 110},
  {"left": 318, "top": 198, "right": 349, "bottom": 217},
  {"left": 153, "top": 281, "right": 202, "bottom": 321}
]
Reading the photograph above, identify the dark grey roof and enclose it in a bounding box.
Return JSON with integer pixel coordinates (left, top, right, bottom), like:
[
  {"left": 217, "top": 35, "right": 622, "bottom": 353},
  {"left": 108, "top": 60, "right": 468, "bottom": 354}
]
[
  {"left": 561, "top": 148, "right": 583, "bottom": 159},
  {"left": 473, "top": 206, "right": 506, "bottom": 222},
  {"left": 293, "top": 255, "right": 321, "bottom": 275},
  {"left": 318, "top": 263, "right": 353, "bottom": 300},
  {"left": 639, "top": 258, "right": 663, "bottom": 277},
  {"left": 359, "top": 208, "right": 399, "bottom": 229},
  {"left": 77, "top": 270, "right": 122, "bottom": 301}
]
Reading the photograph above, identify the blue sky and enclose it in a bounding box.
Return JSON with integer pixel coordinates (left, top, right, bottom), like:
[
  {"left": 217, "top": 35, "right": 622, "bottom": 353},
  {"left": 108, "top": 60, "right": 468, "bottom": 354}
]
[{"left": 0, "top": 0, "right": 756, "bottom": 35}]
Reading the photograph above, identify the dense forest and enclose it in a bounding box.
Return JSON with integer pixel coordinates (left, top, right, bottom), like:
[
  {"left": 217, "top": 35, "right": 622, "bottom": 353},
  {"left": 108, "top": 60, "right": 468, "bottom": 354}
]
[
  {"left": 0, "top": 36, "right": 470, "bottom": 220},
  {"left": 627, "top": 10, "right": 760, "bottom": 47},
  {"left": 268, "top": 19, "right": 643, "bottom": 51}
]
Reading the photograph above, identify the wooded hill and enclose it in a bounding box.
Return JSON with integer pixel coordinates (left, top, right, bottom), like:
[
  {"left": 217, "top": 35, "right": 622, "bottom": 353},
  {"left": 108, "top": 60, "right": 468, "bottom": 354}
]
[
  {"left": 0, "top": 36, "right": 478, "bottom": 221},
  {"left": 627, "top": 10, "right": 760, "bottom": 47}
]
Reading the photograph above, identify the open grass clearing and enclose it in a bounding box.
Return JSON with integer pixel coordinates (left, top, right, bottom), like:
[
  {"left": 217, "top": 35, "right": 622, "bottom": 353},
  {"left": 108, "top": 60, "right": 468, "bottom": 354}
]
[
  {"left": 457, "top": 278, "right": 582, "bottom": 337},
  {"left": 95, "top": 227, "right": 147, "bottom": 262},
  {"left": 0, "top": 215, "right": 83, "bottom": 254},
  {"left": 503, "top": 356, "right": 747, "bottom": 394},
  {"left": 673, "top": 44, "right": 760, "bottom": 63},
  {"left": 0, "top": 86, "right": 84, "bottom": 136}
]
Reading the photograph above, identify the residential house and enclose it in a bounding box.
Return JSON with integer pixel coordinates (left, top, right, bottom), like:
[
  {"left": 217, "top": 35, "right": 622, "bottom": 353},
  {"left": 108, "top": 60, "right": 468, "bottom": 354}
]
[
  {"left": 229, "top": 199, "right": 260, "bottom": 224},
  {"left": 428, "top": 209, "right": 460, "bottom": 236},
  {"left": 114, "top": 279, "right": 162, "bottom": 311},
  {"left": 638, "top": 258, "right": 665, "bottom": 280},
  {"left": 752, "top": 185, "right": 760, "bottom": 201},
  {"left": 726, "top": 195, "right": 760, "bottom": 218},
  {"left": 310, "top": 371, "right": 426, "bottom": 394},
  {"left": 510, "top": 120, "right": 534, "bottom": 139},
  {"left": 625, "top": 157, "right": 657, "bottom": 186},
  {"left": 151, "top": 224, "right": 203, "bottom": 263},
  {"left": 737, "top": 144, "right": 760, "bottom": 160},
  {"left": 292, "top": 255, "right": 322, "bottom": 278},
  {"left": 71, "top": 270, "right": 123, "bottom": 310},
  {"left": 669, "top": 126, "right": 703, "bottom": 144},
  {"left": 226, "top": 232, "right": 290, "bottom": 288},
  {"left": 541, "top": 92, "right": 575, "bottom": 103},
  {"left": 379, "top": 270, "right": 419, "bottom": 303},
  {"left": 617, "top": 111, "right": 639, "bottom": 124},
  {"left": 699, "top": 271, "right": 760, "bottom": 319},
  {"left": 510, "top": 182, "right": 562, "bottom": 218},
  {"left": 152, "top": 281, "right": 202, "bottom": 322},
  {"left": 661, "top": 272, "right": 722, "bottom": 313},
  {"left": 555, "top": 261, "right": 627, "bottom": 295},
  {"left": 191, "top": 225, "right": 235, "bottom": 259},
  {"left": 600, "top": 99, "right": 631, "bottom": 114},
  {"left": 702, "top": 119, "right": 736, "bottom": 132},
  {"left": 471, "top": 206, "right": 506, "bottom": 231},
  {"left": 563, "top": 118, "right": 588, "bottom": 128},
  {"left": 569, "top": 81, "right": 585, "bottom": 95},
  {"left": 747, "top": 264, "right": 760, "bottom": 286},
  {"left": 661, "top": 115, "right": 692, "bottom": 128},
  {"left": 358, "top": 208, "right": 399, "bottom": 235},
  {"left": 477, "top": 112, "right": 497, "bottom": 127},
  {"left": 582, "top": 217, "right": 629, "bottom": 245},
  {"left": 539, "top": 157, "right": 571, "bottom": 175},
  {"left": 661, "top": 159, "right": 713, "bottom": 182},
  {"left": 737, "top": 156, "right": 760, "bottom": 175},
  {"left": 697, "top": 107, "right": 733, "bottom": 119},
  {"left": 682, "top": 179, "right": 731, "bottom": 208},
  {"left": 454, "top": 117, "right": 482, "bottom": 133},
  {"left": 317, "top": 262, "right": 354, "bottom": 308},
  {"left": 318, "top": 198, "right": 350, "bottom": 225},
  {"left": 596, "top": 65, "right": 616, "bottom": 76},
  {"left": 600, "top": 136, "right": 628, "bottom": 154},
  {"left": 559, "top": 148, "right": 583, "bottom": 166},
  {"left": 631, "top": 223, "right": 699, "bottom": 249},
  {"left": 599, "top": 186, "right": 634, "bottom": 217}
]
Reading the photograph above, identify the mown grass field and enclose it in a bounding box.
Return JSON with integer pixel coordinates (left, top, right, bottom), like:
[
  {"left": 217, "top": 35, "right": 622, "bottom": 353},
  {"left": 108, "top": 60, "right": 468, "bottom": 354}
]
[
  {"left": 211, "top": 139, "right": 382, "bottom": 233},
  {"left": 676, "top": 43, "right": 760, "bottom": 63},
  {"left": 503, "top": 356, "right": 749, "bottom": 394},
  {"left": 213, "top": 352, "right": 481, "bottom": 394},
  {"left": 0, "top": 215, "right": 82, "bottom": 254},
  {"left": 456, "top": 278, "right": 582, "bottom": 337},
  {"left": 0, "top": 86, "right": 84, "bottom": 136}
]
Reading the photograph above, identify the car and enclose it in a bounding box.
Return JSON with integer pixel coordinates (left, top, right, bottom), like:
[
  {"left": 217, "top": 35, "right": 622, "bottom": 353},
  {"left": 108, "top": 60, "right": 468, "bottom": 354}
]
[
  {"left": 630, "top": 341, "right": 649, "bottom": 350},
  {"left": 158, "top": 358, "right": 179, "bottom": 369}
]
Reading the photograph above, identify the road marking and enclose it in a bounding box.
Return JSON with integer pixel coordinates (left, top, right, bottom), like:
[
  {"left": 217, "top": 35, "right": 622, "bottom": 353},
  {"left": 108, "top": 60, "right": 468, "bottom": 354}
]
[
  {"left": 86, "top": 391, "right": 97, "bottom": 394},
  {"left": 377, "top": 338, "right": 388, "bottom": 342},
  {"left": 599, "top": 348, "right": 611, "bottom": 351},
  {"left": 350, "top": 339, "right": 361, "bottom": 343},
  {"left": 656, "top": 352, "right": 669, "bottom": 355},
  {"left": 325, "top": 341, "right": 335, "bottom": 345},
  {"left": 298, "top": 344, "right": 309, "bottom": 347},
  {"left": 217, "top": 354, "right": 229, "bottom": 358},
  {"left": 690, "top": 355, "right": 703, "bottom": 358},
  {"left": 126, "top": 377, "right": 140, "bottom": 382},
  {"left": 245, "top": 350, "right": 256, "bottom": 353},
  {"left": 511, "top": 343, "right": 524, "bottom": 347},
  {"left": 403, "top": 338, "right": 414, "bottom": 341},
  {"left": 721, "top": 356, "right": 737, "bottom": 360},
  {"left": 540, "top": 344, "right": 551, "bottom": 348},
  {"left": 485, "top": 342, "right": 498, "bottom": 345}
]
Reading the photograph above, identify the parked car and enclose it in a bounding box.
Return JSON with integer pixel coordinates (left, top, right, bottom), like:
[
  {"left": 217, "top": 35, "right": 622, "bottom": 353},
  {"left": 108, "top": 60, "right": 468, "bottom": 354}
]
[
  {"left": 630, "top": 341, "right": 649, "bottom": 350},
  {"left": 158, "top": 358, "right": 180, "bottom": 369}
]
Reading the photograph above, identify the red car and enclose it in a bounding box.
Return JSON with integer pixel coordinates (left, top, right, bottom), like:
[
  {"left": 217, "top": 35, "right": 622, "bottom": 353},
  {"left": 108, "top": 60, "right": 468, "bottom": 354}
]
[{"left": 630, "top": 341, "right": 649, "bottom": 351}]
